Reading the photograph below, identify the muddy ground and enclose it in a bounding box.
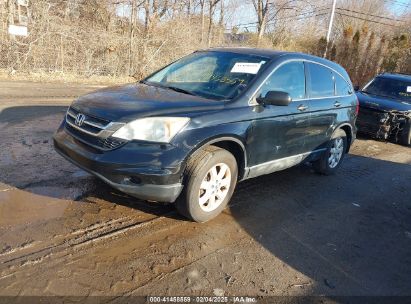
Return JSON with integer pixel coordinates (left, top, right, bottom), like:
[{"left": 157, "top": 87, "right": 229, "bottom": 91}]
[{"left": 0, "top": 81, "right": 410, "bottom": 299}]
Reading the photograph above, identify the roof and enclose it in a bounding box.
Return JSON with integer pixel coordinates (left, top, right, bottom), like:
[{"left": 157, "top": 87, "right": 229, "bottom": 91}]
[
  {"left": 379, "top": 73, "right": 411, "bottom": 82},
  {"left": 202, "top": 47, "right": 350, "bottom": 81},
  {"left": 204, "top": 47, "right": 287, "bottom": 58}
]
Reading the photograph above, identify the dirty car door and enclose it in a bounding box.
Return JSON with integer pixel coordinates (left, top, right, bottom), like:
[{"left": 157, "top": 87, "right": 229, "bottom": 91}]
[
  {"left": 247, "top": 61, "right": 310, "bottom": 172},
  {"left": 305, "top": 62, "right": 353, "bottom": 151}
]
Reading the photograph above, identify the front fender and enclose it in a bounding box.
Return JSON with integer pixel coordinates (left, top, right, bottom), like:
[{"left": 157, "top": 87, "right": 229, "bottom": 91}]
[{"left": 172, "top": 121, "right": 251, "bottom": 178}]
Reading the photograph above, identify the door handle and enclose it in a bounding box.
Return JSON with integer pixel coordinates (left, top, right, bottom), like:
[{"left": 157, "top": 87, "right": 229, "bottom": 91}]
[
  {"left": 297, "top": 104, "right": 308, "bottom": 111},
  {"left": 334, "top": 101, "right": 342, "bottom": 107}
]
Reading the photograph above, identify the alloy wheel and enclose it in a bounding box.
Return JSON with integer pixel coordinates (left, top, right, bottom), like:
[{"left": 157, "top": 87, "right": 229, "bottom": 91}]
[
  {"left": 198, "top": 163, "right": 231, "bottom": 212},
  {"left": 328, "top": 137, "right": 344, "bottom": 169}
]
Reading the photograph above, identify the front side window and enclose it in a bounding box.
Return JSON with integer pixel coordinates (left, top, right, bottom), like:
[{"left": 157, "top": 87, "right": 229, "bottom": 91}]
[
  {"left": 362, "top": 77, "right": 411, "bottom": 102},
  {"left": 308, "top": 63, "right": 334, "bottom": 98},
  {"left": 145, "top": 51, "right": 269, "bottom": 100},
  {"left": 259, "top": 61, "right": 306, "bottom": 100}
]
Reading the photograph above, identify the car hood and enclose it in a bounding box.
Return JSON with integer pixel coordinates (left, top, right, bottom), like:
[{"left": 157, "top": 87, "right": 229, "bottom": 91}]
[
  {"left": 356, "top": 91, "right": 411, "bottom": 112},
  {"left": 72, "top": 83, "right": 224, "bottom": 122}
]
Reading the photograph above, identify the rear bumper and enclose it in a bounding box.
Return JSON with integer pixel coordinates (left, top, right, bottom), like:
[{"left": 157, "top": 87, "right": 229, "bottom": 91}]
[{"left": 53, "top": 123, "right": 184, "bottom": 202}]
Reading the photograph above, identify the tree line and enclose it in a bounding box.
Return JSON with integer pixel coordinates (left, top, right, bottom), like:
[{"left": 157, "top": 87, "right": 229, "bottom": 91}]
[{"left": 0, "top": 0, "right": 410, "bottom": 86}]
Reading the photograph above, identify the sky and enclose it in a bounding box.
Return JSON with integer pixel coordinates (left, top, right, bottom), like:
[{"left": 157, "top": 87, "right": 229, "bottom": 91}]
[
  {"left": 228, "top": 0, "right": 411, "bottom": 29},
  {"left": 116, "top": 0, "right": 411, "bottom": 33},
  {"left": 388, "top": 0, "right": 411, "bottom": 13}
]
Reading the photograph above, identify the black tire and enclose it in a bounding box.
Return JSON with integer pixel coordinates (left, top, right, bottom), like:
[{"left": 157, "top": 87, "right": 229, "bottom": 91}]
[
  {"left": 401, "top": 120, "right": 411, "bottom": 146},
  {"left": 313, "top": 129, "right": 347, "bottom": 175},
  {"left": 175, "top": 146, "right": 238, "bottom": 223}
]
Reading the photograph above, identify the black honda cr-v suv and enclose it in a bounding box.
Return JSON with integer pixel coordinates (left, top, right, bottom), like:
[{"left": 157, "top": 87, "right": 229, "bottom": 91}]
[{"left": 54, "top": 48, "right": 358, "bottom": 222}]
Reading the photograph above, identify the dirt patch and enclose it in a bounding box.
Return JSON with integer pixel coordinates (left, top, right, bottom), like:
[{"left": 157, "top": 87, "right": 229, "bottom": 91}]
[
  {"left": 0, "top": 70, "right": 134, "bottom": 85},
  {"left": 0, "top": 81, "right": 410, "bottom": 298}
]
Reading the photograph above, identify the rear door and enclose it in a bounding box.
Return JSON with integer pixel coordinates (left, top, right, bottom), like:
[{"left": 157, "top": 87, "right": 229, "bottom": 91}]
[
  {"left": 305, "top": 62, "right": 339, "bottom": 151},
  {"left": 247, "top": 61, "right": 311, "bottom": 168}
]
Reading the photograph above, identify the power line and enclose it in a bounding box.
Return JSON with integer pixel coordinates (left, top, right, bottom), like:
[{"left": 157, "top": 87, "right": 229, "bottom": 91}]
[
  {"left": 336, "top": 7, "right": 406, "bottom": 22},
  {"left": 336, "top": 12, "right": 401, "bottom": 27},
  {"left": 382, "top": 0, "right": 411, "bottom": 8},
  {"left": 274, "top": 8, "right": 329, "bottom": 20},
  {"left": 227, "top": 2, "right": 408, "bottom": 32},
  {"left": 268, "top": 11, "right": 328, "bottom": 22},
  {"left": 227, "top": 13, "right": 329, "bottom": 30},
  {"left": 229, "top": 7, "right": 330, "bottom": 28}
]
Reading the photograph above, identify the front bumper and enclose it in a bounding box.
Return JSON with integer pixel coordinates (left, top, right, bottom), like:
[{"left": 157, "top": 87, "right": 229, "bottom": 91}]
[
  {"left": 357, "top": 107, "right": 410, "bottom": 141},
  {"left": 53, "top": 123, "right": 185, "bottom": 202}
]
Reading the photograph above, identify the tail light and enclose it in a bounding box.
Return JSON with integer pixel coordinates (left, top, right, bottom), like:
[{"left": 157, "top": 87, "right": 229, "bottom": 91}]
[{"left": 355, "top": 96, "right": 360, "bottom": 115}]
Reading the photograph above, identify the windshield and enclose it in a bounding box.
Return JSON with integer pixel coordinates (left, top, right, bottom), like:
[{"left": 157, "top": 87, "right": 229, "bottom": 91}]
[
  {"left": 362, "top": 77, "right": 411, "bottom": 102},
  {"left": 144, "top": 51, "right": 269, "bottom": 100}
]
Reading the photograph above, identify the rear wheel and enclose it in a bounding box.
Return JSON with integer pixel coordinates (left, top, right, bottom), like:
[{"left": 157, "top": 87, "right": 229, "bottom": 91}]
[
  {"left": 176, "top": 146, "right": 238, "bottom": 223},
  {"left": 313, "top": 129, "right": 347, "bottom": 175}
]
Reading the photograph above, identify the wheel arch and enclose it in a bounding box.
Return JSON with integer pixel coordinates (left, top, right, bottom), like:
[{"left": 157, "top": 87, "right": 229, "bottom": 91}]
[
  {"left": 183, "top": 136, "right": 248, "bottom": 181},
  {"left": 334, "top": 123, "right": 354, "bottom": 153}
]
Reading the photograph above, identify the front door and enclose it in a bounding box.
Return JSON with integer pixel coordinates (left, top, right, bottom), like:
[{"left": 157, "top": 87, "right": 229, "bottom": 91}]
[{"left": 247, "top": 61, "right": 311, "bottom": 176}]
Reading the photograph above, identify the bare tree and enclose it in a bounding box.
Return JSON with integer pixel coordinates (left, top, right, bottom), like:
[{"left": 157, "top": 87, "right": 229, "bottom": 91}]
[
  {"left": 128, "top": 0, "right": 138, "bottom": 74},
  {"left": 207, "top": 0, "right": 221, "bottom": 46},
  {"left": 0, "top": 0, "right": 409, "bottom": 85},
  {"left": 200, "top": 0, "right": 206, "bottom": 42},
  {"left": 144, "top": 0, "right": 169, "bottom": 34},
  {"left": 252, "top": 0, "right": 270, "bottom": 45}
]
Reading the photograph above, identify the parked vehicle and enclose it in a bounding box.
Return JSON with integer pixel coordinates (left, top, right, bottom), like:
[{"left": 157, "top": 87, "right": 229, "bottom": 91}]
[
  {"left": 54, "top": 48, "right": 358, "bottom": 222},
  {"left": 355, "top": 73, "right": 411, "bottom": 146}
]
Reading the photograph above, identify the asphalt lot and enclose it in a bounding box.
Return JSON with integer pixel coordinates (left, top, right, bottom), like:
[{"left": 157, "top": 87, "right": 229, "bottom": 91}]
[{"left": 0, "top": 81, "right": 410, "bottom": 299}]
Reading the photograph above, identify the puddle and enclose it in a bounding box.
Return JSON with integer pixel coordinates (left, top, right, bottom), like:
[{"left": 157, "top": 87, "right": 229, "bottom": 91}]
[
  {"left": 25, "top": 186, "right": 84, "bottom": 200},
  {"left": 0, "top": 188, "right": 71, "bottom": 227}
]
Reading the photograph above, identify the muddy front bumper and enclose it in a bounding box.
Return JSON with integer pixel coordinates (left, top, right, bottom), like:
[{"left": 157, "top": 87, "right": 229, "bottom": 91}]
[{"left": 53, "top": 124, "right": 184, "bottom": 202}]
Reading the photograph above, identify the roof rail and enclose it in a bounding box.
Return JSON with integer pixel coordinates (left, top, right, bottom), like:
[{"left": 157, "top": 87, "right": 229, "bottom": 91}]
[{"left": 381, "top": 72, "right": 411, "bottom": 77}]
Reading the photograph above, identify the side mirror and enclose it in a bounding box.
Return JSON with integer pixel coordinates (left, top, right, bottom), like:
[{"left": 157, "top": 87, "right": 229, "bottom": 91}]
[
  {"left": 354, "top": 85, "right": 360, "bottom": 92},
  {"left": 257, "top": 91, "right": 291, "bottom": 106}
]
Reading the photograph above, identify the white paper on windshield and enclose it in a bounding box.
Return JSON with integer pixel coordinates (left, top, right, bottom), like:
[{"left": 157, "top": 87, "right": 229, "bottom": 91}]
[
  {"left": 231, "top": 62, "right": 262, "bottom": 74},
  {"left": 407, "top": 86, "right": 411, "bottom": 93}
]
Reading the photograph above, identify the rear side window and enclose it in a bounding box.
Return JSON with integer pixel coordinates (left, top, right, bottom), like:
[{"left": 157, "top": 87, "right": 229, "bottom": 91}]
[
  {"left": 335, "top": 73, "right": 352, "bottom": 96},
  {"left": 259, "top": 61, "right": 306, "bottom": 100},
  {"left": 308, "top": 63, "right": 334, "bottom": 98}
]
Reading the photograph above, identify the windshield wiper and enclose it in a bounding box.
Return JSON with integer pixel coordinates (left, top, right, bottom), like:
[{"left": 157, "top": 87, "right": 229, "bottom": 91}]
[
  {"left": 141, "top": 81, "right": 197, "bottom": 96},
  {"left": 140, "top": 80, "right": 160, "bottom": 87},
  {"left": 164, "top": 85, "right": 197, "bottom": 96}
]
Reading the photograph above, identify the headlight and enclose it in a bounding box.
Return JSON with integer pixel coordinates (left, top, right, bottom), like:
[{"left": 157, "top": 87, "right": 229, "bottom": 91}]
[{"left": 112, "top": 117, "right": 190, "bottom": 143}]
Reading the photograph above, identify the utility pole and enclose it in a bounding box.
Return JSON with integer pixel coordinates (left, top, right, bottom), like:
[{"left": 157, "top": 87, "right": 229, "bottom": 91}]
[{"left": 324, "top": 0, "right": 337, "bottom": 58}]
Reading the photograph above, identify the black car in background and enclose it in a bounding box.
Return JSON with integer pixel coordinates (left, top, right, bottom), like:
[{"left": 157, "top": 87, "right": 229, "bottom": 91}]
[
  {"left": 356, "top": 73, "right": 411, "bottom": 146},
  {"left": 54, "top": 48, "right": 358, "bottom": 222}
]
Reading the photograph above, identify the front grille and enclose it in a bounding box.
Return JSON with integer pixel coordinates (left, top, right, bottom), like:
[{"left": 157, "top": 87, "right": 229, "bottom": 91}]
[
  {"left": 65, "top": 106, "right": 127, "bottom": 151},
  {"left": 65, "top": 123, "right": 127, "bottom": 151},
  {"left": 66, "top": 106, "right": 110, "bottom": 136}
]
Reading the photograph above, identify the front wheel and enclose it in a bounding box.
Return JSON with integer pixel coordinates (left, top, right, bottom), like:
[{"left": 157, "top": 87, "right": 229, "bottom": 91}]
[
  {"left": 313, "top": 129, "right": 347, "bottom": 175},
  {"left": 176, "top": 146, "right": 238, "bottom": 223}
]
